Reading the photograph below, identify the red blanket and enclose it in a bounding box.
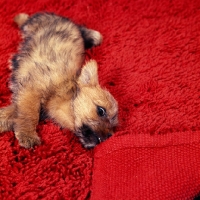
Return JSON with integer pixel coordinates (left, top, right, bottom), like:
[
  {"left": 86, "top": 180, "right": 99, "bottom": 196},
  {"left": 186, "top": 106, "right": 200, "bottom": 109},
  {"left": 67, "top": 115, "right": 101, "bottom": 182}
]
[{"left": 0, "top": 0, "right": 200, "bottom": 199}]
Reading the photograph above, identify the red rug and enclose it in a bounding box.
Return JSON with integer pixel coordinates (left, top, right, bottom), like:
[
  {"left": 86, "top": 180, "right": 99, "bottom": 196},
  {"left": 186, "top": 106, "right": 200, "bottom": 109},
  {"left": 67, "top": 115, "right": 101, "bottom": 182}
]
[{"left": 0, "top": 0, "right": 200, "bottom": 199}]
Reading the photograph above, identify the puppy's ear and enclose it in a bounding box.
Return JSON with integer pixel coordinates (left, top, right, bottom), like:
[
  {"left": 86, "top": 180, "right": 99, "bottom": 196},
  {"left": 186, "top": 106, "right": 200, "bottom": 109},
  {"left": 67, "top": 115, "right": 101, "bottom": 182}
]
[{"left": 78, "top": 60, "right": 99, "bottom": 86}]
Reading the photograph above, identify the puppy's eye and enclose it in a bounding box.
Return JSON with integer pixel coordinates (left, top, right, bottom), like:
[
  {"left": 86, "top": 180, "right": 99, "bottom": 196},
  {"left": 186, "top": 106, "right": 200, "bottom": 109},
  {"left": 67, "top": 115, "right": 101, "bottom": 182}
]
[{"left": 97, "top": 106, "right": 106, "bottom": 117}]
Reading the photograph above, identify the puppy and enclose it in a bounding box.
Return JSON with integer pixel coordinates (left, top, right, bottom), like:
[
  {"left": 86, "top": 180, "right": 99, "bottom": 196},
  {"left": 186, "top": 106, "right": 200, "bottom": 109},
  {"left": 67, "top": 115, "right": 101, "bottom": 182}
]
[{"left": 0, "top": 12, "right": 118, "bottom": 149}]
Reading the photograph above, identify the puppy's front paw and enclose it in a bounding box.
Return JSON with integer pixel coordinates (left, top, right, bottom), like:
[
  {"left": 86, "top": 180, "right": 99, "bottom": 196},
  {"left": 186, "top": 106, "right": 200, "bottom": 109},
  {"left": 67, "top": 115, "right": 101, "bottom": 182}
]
[{"left": 15, "top": 132, "right": 41, "bottom": 148}]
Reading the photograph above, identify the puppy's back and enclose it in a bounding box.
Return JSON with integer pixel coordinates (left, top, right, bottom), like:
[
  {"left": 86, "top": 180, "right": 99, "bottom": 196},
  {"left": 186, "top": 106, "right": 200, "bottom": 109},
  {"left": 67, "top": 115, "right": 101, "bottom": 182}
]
[
  {"left": 16, "top": 12, "right": 84, "bottom": 69},
  {"left": 11, "top": 13, "right": 85, "bottom": 95}
]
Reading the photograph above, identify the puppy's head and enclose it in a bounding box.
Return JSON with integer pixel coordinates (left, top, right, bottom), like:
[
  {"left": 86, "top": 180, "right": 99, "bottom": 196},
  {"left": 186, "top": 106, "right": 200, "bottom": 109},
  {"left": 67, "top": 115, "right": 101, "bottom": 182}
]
[{"left": 73, "top": 60, "right": 118, "bottom": 148}]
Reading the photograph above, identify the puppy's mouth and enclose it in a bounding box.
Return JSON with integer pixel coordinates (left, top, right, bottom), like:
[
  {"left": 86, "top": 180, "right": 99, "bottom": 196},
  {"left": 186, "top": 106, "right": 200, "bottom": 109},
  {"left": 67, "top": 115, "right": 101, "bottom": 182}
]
[{"left": 75, "top": 124, "right": 101, "bottom": 149}]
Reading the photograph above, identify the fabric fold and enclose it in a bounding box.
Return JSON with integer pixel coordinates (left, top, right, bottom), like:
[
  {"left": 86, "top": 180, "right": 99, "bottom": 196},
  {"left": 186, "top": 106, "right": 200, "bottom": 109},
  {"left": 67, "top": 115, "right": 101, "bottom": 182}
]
[{"left": 91, "top": 132, "right": 200, "bottom": 200}]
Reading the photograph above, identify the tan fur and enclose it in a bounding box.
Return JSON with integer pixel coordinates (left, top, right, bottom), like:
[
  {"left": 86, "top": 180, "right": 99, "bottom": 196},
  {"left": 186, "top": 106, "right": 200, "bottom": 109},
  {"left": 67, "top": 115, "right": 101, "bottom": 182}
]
[
  {"left": 14, "top": 13, "right": 29, "bottom": 27},
  {"left": 0, "top": 12, "right": 118, "bottom": 149}
]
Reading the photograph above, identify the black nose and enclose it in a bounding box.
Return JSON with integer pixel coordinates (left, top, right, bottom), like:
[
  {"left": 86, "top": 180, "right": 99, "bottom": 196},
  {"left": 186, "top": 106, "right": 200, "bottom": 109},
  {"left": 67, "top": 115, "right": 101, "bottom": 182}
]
[{"left": 107, "top": 133, "right": 112, "bottom": 138}]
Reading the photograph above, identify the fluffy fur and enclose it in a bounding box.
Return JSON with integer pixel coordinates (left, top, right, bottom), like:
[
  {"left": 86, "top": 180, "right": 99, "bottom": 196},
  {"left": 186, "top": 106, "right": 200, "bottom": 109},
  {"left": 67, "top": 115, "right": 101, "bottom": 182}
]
[{"left": 0, "top": 12, "right": 118, "bottom": 149}]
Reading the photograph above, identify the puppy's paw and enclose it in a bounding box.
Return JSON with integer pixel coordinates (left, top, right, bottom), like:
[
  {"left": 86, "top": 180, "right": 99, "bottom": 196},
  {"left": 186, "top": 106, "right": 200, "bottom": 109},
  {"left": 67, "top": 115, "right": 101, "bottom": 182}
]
[
  {"left": 15, "top": 132, "right": 41, "bottom": 148},
  {"left": 89, "top": 30, "right": 103, "bottom": 46},
  {"left": 80, "top": 27, "right": 103, "bottom": 49}
]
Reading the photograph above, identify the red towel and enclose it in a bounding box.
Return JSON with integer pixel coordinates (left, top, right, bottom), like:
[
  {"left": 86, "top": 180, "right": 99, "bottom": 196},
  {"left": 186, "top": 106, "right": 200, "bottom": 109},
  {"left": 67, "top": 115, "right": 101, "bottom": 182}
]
[
  {"left": 91, "top": 132, "right": 200, "bottom": 200},
  {"left": 0, "top": 0, "right": 200, "bottom": 199}
]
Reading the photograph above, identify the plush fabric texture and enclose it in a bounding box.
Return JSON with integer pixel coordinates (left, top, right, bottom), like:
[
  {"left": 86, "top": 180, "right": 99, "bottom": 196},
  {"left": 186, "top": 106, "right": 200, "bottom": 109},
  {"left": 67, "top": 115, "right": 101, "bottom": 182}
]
[{"left": 0, "top": 0, "right": 200, "bottom": 199}]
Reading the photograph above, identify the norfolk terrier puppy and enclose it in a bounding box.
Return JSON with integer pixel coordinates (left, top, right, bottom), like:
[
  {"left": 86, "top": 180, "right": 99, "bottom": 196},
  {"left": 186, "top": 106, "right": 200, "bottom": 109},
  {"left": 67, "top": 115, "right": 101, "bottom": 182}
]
[{"left": 0, "top": 12, "right": 118, "bottom": 149}]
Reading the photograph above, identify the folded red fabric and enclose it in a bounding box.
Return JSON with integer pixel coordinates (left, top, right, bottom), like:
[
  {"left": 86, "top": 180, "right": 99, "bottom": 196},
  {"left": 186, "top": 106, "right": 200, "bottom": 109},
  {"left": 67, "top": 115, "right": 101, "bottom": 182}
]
[{"left": 91, "top": 132, "right": 200, "bottom": 200}]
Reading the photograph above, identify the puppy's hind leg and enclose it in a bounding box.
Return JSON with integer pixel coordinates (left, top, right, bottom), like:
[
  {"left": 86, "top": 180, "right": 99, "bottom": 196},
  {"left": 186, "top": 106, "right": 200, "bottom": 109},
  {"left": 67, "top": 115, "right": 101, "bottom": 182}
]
[
  {"left": 79, "top": 26, "right": 103, "bottom": 49},
  {"left": 14, "top": 13, "right": 29, "bottom": 27},
  {"left": 0, "top": 104, "right": 15, "bottom": 133}
]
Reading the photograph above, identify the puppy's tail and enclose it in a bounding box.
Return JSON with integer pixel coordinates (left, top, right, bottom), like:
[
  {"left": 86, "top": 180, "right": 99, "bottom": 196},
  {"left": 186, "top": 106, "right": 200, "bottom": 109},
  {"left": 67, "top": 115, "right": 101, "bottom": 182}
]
[
  {"left": 0, "top": 105, "right": 15, "bottom": 133},
  {"left": 79, "top": 26, "right": 103, "bottom": 49},
  {"left": 14, "top": 13, "right": 29, "bottom": 27}
]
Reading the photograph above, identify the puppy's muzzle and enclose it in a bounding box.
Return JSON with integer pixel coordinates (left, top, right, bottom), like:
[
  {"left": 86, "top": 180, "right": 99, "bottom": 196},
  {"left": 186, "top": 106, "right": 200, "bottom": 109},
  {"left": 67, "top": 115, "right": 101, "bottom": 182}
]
[{"left": 76, "top": 124, "right": 112, "bottom": 148}]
